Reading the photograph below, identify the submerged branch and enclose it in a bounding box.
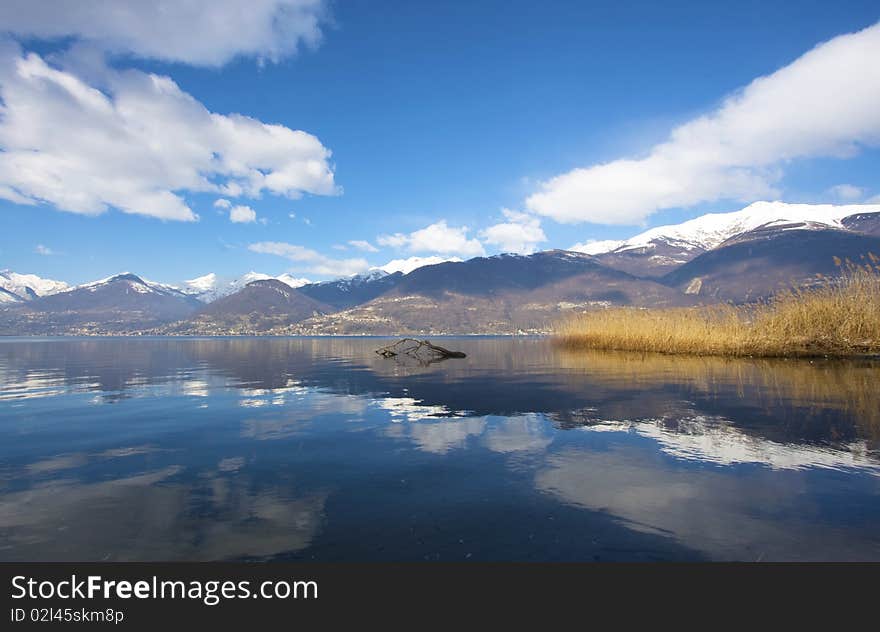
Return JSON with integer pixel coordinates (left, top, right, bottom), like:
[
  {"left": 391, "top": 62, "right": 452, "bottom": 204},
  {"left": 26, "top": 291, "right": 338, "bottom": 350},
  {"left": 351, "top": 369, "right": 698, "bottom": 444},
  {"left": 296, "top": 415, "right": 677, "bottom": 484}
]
[{"left": 375, "top": 338, "right": 467, "bottom": 363}]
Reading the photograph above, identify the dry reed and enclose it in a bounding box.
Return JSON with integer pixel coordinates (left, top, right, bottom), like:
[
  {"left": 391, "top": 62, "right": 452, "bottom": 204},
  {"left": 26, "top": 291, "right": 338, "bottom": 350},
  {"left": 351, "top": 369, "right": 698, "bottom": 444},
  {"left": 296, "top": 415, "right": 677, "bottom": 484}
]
[{"left": 555, "top": 257, "right": 880, "bottom": 357}]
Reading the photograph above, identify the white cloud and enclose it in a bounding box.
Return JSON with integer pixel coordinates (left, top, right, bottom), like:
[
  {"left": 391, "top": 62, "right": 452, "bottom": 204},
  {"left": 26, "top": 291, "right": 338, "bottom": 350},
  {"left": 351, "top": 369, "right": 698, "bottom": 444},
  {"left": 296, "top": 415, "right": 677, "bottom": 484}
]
[
  {"left": 248, "top": 241, "right": 369, "bottom": 277},
  {"left": 827, "top": 184, "right": 865, "bottom": 201},
  {"left": 0, "top": 0, "right": 328, "bottom": 66},
  {"left": 34, "top": 244, "right": 56, "bottom": 256},
  {"left": 377, "top": 221, "right": 485, "bottom": 257},
  {"left": 348, "top": 239, "right": 379, "bottom": 252},
  {"left": 376, "top": 255, "right": 462, "bottom": 275},
  {"left": 214, "top": 198, "right": 232, "bottom": 209},
  {"left": 526, "top": 22, "right": 880, "bottom": 225},
  {"left": 479, "top": 208, "right": 547, "bottom": 254},
  {"left": 375, "top": 233, "right": 409, "bottom": 248},
  {"left": 229, "top": 205, "right": 258, "bottom": 224},
  {"left": 0, "top": 46, "right": 338, "bottom": 221}
]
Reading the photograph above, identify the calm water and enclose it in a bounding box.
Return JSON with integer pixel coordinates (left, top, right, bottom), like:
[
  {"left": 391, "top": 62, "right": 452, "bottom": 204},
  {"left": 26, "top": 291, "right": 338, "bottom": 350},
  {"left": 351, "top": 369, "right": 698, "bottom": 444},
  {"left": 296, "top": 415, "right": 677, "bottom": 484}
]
[{"left": 1, "top": 336, "right": 879, "bottom": 562}]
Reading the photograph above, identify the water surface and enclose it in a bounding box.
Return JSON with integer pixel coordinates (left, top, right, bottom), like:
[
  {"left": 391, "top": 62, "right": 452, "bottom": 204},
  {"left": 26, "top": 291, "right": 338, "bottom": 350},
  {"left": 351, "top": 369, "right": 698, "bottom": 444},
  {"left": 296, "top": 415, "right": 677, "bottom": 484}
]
[{"left": 1, "top": 336, "right": 879, "bottom": 561}]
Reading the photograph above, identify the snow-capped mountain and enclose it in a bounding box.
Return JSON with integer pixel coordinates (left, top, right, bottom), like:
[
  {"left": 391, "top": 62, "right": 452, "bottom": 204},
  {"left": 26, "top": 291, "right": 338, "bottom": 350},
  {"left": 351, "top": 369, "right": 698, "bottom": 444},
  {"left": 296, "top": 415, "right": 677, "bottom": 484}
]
[
  {"left": 297, "top": 270, "right": 403, "bottom": 309},
  {"left": 570, "top": 201, "right": 880, "bottom": 277},
  {"left": 184, "top": 273, "right": 218, "bottom": 294},
  {"left": 277, "top": 273, "right": 311, "bottom": 288},
  {"left": 173, "top": 278, "right": 332, "bottom": 333},
  {"left": 0, "top": 270, "right": 69, "bottom": 301},
  {"left": 73, "top": 272, "right": 194, "bottom": 298},
  {"left": 377, "top": 256, "right": 462, "bottom": 275},
  {"left": 573, "top": 201, "right": 880, "bottom": 255},
  {"left": 0, "top": 273, "right": 203, "bottom": 334},
  {"left": 183, "top": 272, "right": 311, "bottom": 303},
  {"left": 4, "top": 200, "right": 879, "bottom": 335},
  {"left": 311, "top": 269, "right": 389, "bottom": 289},
  {"left": 664, "top": 223, "right": 880, "bottom": 302}
]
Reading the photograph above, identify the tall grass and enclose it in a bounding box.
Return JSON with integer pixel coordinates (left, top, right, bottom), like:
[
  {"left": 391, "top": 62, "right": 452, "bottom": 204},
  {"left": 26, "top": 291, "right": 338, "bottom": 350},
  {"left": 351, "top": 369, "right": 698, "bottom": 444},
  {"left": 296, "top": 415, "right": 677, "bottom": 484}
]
[{"left": 555, "top": 258, "right": 880, "bottom": 357}]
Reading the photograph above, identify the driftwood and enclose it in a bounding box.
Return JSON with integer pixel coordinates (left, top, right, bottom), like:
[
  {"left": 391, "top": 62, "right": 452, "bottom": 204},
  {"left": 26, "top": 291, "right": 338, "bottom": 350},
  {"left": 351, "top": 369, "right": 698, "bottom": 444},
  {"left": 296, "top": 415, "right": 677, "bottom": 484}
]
[{"left": 375, "top": 338, "right": 467, "bottom": 363}]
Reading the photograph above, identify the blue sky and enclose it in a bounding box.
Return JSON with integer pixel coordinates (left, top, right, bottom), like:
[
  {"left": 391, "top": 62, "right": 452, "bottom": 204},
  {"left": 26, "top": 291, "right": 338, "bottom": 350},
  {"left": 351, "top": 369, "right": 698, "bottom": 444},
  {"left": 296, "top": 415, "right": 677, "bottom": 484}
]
[{"left": 1, "top": 1, "right": 879, "bottom": 286}]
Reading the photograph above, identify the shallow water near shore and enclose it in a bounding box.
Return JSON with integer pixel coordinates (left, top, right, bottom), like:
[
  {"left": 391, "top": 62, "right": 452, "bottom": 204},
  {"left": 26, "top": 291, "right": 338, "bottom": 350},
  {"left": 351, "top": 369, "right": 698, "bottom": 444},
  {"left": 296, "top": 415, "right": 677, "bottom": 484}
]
[{"left": 1, "top": 336, "right": 879, "bottom": 561}]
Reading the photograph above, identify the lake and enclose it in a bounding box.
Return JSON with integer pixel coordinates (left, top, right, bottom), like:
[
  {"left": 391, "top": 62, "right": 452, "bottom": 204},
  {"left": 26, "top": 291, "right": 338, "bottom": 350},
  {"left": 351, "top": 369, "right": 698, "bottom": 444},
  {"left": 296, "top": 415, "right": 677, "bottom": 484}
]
[{"left": 1, "top": 336, "right": 879, "bottom": 561}]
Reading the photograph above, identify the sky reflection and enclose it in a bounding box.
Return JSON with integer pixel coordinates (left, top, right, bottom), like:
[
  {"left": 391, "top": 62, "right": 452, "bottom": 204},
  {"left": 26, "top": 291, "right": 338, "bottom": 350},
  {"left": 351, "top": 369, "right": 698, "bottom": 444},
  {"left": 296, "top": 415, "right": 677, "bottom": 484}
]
[{"left": 1, "top": 337, "right": 879, "bottom": 561}]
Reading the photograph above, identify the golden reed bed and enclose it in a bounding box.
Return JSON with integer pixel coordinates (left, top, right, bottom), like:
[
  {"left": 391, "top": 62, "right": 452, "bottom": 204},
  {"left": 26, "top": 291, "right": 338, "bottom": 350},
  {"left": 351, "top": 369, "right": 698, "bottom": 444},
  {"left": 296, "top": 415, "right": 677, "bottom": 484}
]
[{"left": 555, "top": 258, "right": 880, "bottom": 358}]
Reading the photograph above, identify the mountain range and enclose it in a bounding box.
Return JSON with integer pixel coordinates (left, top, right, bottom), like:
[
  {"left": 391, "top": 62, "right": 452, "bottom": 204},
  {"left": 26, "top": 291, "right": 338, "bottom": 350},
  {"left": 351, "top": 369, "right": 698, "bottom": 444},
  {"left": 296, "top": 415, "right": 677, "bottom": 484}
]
[
  {"left": 182, "top": 271, "right": 311, "bottom": 303},
  {"left": 2, "top": 202, "right": 879, "bottom": 335},
  {"left": 574, "top": 201, "right": 879, "bottom": 277},
  {"left": 0, "top": 269, "right": 69, "bottom": 302}
]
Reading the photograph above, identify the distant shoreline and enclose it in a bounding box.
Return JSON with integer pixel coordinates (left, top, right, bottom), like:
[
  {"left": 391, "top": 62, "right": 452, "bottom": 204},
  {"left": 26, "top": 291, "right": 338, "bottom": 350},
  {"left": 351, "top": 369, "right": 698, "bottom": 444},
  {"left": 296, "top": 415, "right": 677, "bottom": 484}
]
[{"left": 0, "top": 333, "right": 544, "bottom": 339}]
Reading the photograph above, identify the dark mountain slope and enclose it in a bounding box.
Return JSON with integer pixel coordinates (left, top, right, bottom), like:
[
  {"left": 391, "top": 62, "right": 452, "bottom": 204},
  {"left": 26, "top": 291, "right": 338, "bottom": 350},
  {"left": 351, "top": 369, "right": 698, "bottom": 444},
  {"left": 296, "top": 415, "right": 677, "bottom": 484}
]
[
  {"left": 662, "top": 226, "right": 880, "bottom": 303},
  {"left": 298, "top": 271, "right": 404, "bottom": 309},
  {"left": 165, "top": 279, "right": 333, "bottom": 333},
  {"left": 593, "top": 239, "right": 706, "bottom": 278},
  {"left": 0, "top": 286, "right": 21, "bottom": 304},
  {"left": 842, "top": 211, "right": 880, "bottom": 237},
  {"left": 389, "top": 250, "right": 633, "bottom": 296},
  {"left": 290, "top": 252, "right": 692, "bottom": 335}
]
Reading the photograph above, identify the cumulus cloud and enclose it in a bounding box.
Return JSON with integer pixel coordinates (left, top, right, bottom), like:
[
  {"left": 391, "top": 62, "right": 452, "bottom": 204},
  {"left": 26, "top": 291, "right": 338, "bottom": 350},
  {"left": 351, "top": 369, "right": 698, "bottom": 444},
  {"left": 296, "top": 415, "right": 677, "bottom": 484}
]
[
  {"left": 229, "top": 205, "right": 258, "bottom": 224},
  {"left": 0, "top": 0, "right": 328, "bottom": 66},
  {"left": 376, "top": 255, "right": 462, "bottom": 275},
  {"left": 248, "top": 241, "right": 369, "bottom": 277},
  {"left": 526, "top": 22, "right": 880, "bottom": 225},
  {"left": 375, "top": 233, "right": 408, "bottom": 248},
  {"left": 348, "top": 239, "right": 379, "bottom": 252},
  {"left": 34, "top": 244, "right": 56, "bottom": 256},
  {"left": 377, "top": 221, "right": 485, "bottom": 257},
  {"left": 479, "top": 209, "right": 547, "bottom": 254},
  {"left": 827, "top": 184, "right": 865, "bottom": 201},
  {"left": 0, "top": 46, "right": 338, "bottom": 221},
  {"left": 214, "top": 198, "right": 232, "bottom": 209}
]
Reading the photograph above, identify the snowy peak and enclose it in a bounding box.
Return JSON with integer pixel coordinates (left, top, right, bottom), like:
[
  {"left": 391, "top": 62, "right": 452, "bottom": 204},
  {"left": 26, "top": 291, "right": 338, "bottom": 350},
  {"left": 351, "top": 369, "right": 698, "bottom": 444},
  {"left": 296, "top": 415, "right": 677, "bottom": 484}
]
[
  {"left": 565, "top": 201, "right": 880, "bottom": 278},
  {"left": 276, "top": 273, "right": 311, "bottom": 289},
  {"left": 377, "top": 256, "right": 463, "bottom": 275},
  {"left": 0, "top": 270, "right": 69, "bottom": 300},
  {"left": 190, "top": 278, "right": 331, "bottom": 325},
  {"left": 627, "top": 201, "right": 875, "bottom": 251},
  {"left": 312, "top": 269, "right": 389, "bottom": 290},
  {"left": 243, "top": 278, "right": 301, "bottom": 300},
  {"left": 570, "top": 240, "right": 626, "bottom": 255},
  {"left": 75, "top": 272, "right": 140, "bottom": 290},
  {"left": 573, "top": 201, "right": 880, "bottom": 256},
  {"left": 72, "top": 272, "right": 194, "bottom": 300},
  {"left": 184, "top": 273, "right": 217, "bottom": 293},
  {"left": 297, "top": 270, "right": 404, "bottom": 310},
  {"left": 183, "top": 272, "right": 310, "bottom": 303}
]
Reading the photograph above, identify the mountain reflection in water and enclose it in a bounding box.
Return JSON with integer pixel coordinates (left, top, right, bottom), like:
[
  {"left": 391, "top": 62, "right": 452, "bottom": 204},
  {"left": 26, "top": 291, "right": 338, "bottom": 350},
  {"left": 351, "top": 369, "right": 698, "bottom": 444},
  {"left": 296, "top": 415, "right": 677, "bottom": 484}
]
[{"left": 1, "top": 336, "right": 879, "bottom": 561}]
